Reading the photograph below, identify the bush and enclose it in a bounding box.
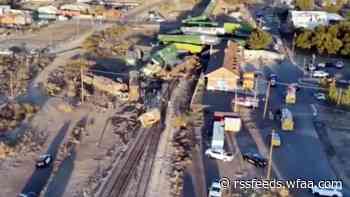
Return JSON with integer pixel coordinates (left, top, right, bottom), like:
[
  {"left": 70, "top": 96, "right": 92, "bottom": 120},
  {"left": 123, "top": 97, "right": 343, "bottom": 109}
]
[
  {"left": 247, "top": 29, "right": 273, "bottom": 49},
  {"left": 295, "top": 0, "right": 315, "bottom": 10}
]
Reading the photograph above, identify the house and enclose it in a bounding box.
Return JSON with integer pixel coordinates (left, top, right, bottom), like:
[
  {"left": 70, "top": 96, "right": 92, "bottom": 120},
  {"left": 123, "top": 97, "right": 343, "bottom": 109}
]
[
  {"left": 38, "top": 6, "right": 58, "bottom": 15},
  {"left": 59, "top": 3, "right": 91, "bottom": 16},
  {"left": 288, "top": 10, "right": 344, "bottom": 29},
  {"left": 0, "top": 10, "right": 32, "bottom": 26},
  {"left": 205, "top": 40, "right": 243, "bottom": 92},
  {"left": 0, "top": 5, "right": 11, "bottom": 16}
]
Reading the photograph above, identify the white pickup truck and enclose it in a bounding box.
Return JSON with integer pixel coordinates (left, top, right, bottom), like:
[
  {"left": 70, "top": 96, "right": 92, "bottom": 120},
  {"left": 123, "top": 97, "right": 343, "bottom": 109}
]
[{"left": 233, "top": 97, "right": 259, "bottom": 108}]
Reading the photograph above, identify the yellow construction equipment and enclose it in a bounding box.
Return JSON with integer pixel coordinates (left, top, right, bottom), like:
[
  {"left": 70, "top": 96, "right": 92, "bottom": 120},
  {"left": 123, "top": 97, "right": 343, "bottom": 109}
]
[
  {"left": 281, "top": 108, "right": 294, "bottom": 131},
  {"left": 138, "top": 108, "right": 161, "bottom": 128},
  {"left": 285, "top": 84, "right": 296, "bottom": 104}
]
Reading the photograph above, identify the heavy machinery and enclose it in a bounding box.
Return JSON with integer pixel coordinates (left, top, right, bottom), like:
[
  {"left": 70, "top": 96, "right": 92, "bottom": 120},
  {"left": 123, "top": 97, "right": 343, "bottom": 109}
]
[
  {"left": 281, "top": 108, "right": 294, "bottom": 131},
  {"left": 285, "top": 84, "right": 296, "bottom": 104},
  {"left": 138, "top": 108, "right": 161, "bottom": 128}
]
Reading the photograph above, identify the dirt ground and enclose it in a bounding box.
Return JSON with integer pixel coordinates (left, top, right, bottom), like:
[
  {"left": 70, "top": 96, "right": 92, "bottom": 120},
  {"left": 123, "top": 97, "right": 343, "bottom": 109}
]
[
  {"left": 316, "top": 105, "right": 350, "bottom": 188},
  {"left": 0, "top": 20, "right": 94, "bottom": 49}
]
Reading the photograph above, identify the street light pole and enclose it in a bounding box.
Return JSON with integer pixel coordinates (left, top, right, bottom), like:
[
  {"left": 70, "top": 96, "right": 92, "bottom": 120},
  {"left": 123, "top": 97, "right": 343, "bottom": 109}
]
[
  {"left": 263, "top": 81, "right": 271, "bottom": 119},
  {"left": 266, "top": 129, "right": 275, "bottom": 180},
  {"left": 234, "top": 87, "right": 238, "bottom": 112},
  {"left": 80, "top": 64, "right": 84, "bottom": 104}
]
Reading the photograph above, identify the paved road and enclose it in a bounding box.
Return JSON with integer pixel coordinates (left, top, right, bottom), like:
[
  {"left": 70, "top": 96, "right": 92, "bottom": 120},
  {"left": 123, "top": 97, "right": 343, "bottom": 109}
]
[
  {"left": 266, "top": 58, "right": 341, "bottom": 196},
  {"left": 200, "top": 43, "right": 347, "bottom": 197}
]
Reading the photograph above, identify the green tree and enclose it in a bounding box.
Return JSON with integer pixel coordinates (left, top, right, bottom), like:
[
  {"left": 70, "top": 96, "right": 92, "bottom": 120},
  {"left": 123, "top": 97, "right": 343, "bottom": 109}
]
[
  {"left": 295, "top": 30, "right": 313, "bottom": 49},
  {"left": 323, "top": 0, "right": 346, "bottom": 13},
  {"left": 247, "top": 29, "right": 272, "bottom": 49},
  {"left": 328, "top": 80, "right": 338, "bottom": 103},
  {"left": 340, "top": 32, "right": 350, "bottom": 56},
  {"left": 341, "top": 86, "right": 350, "bottom": 106},
  {"left": 296, "top": 0, "right": 315, "bottom": 10},
  {"left": 311, "top": 26, "right": 343, "bottom": 54}
]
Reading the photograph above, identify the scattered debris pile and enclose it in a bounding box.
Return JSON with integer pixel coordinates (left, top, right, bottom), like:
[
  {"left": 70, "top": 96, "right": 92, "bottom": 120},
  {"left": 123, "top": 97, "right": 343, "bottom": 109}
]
[
  {"left": 82, "top": 26, "right": 131, "bottom": 57},
  {"left": 144, "top": 55, "right": 201, "bottom": 79},
  {"left": 0, "top": 127, "right": 47, "bottom": 159},
  {"left": 112, "top": 106, "right": 142, "bottom": 144},
  {"left": 54, "top": 119, "right": 89, "bottom": 173},
  {"left": 0, "top": 142, "right": 14, "bottom": 159},
  {"left": 168, "top": 127, "right": 196, "bottom": 197},
  {"left": 45, "top": 68, "right": 66, "bottom": 96},
  {"left": 0, "top": 53, "right": 54, "bottom": 97},
  {"left": 0, "top": 102, "right": 38, "bottom": 132},
  {"left": 83, "top": 74, "right": 129, "bottom": 98}
]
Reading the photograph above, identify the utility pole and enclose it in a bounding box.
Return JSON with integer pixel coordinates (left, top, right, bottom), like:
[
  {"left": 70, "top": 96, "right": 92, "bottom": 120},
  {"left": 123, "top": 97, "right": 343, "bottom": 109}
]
[
  {"left": 80, "top": 64, "right": 84, "bottom": 104},
  {"left": 9, "top": 71, "right": 14, "bottom": 98},
  {"left": 234, "top": 87, "right": 238, "bottom": 112},
  {"left": 263, "top": 81, "right": 271, "bottom": 119},
  {"left": 76, "top": 18, "right": 80, "bottom": 38},
  {"left": 337, "top": 88, "right": 343, "bottom": 105},
  {"left": 266, "top": 129, "right": 275, "bottom": 180},
  {"left": 292, "top": 32, "right": 296, "bottom": 57},
  {"left": 254, "top": 77, "right": 258, "bottom": 109}
]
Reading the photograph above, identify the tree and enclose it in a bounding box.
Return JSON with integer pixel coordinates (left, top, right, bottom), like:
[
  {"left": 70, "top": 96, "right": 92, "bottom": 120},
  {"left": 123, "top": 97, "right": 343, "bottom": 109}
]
[
  {"left": 311, "top": 26, "right": 343, "bottom": 54},
  {"left": 328, "top": 80, "right": 338, "bottom": 103},
  {"left": 247, "top": 29, "right": 272, "bottom": 49},
  {"left": 295, "top": 30, "right": 313, "bottom": 49},
  {"left": 323, "top": 0, "right": 346, "bottom": 13},
  {"left": 296, "top": 0, "right": 315, "bottom": 10},
  {"left": 341, "top": 86, "right": 350, "bottom": 106}
]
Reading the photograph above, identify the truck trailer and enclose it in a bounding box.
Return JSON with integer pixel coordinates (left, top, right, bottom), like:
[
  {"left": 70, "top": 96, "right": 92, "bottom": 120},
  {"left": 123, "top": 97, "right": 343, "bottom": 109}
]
[{"left": 211, "top": 121, "right": 224, "bottom": 151}]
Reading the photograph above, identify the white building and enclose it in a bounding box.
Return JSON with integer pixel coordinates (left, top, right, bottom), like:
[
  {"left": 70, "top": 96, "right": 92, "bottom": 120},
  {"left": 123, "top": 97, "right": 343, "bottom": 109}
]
[
  {"left": 211, "top": 121, "right": 224, "bottom": 151},
  {"left": 288, "top": 11, "right": 344, "bottom": 29},
  {"left": 38, "top": 6, "right": 58, "bottom": 15},
  {"left": 0, "top": 5, "right": 11, "bottom": 15}
]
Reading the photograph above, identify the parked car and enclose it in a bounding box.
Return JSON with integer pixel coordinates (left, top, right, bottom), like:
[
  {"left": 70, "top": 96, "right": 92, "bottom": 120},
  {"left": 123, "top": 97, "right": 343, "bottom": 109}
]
[
  {"left": 317, "top": 62, "right": 326, "bottom": 68},
  {"left": 242, "top": 152, "right": 267, "bottom": 168},
  {"left": 312, "top": 70, "right": 329, "bottom": 78},
  {"left": 307, "top": 63, "right": 317, "bottom": 71},
  {"left": 208, "top": 181, "right": 222, "bottom": 197},
  {"left": 335, "top": 61, "right": 344, "bottom": 69},
  {"left": 269, "top": 74, "right": 277, "bottom": 87},
  {"left": 311, "top": 186, "right": 342, "bottom": 197},
  {"left": 36, "top": 154, "right": 52, "bottom": 168},
  {"left": 19, "top": 192, "right": 37, "bottom": 197},
  {"left": 314, "top": 92, "right": 326, "bottom": 101},
  {"left": 205, "top": 148, "right": 234, "bottom": 162}
]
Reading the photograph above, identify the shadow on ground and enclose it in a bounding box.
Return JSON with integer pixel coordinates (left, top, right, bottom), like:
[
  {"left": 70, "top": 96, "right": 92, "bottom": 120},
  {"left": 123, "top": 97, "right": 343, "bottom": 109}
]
[{"left": 20, "top": 121, "right": 71, "bottom": 195}]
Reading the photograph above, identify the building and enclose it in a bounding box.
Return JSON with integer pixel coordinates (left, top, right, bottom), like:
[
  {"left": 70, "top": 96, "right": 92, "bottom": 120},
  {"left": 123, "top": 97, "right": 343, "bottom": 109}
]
[
  {"left": 0, "top": 5, "right": 11, "bottom": 16},
  {"left": 205, "top": 40, "right": 243, "bottom": 92},
  {"left": 59, "top": 3, "right": 91, "bottom": 16},
  {"left": 0, "top": 10, "right": 32, "bottom": 26},
  {"left": 288, "top": 10, "right": 344, "bottom": 29}
]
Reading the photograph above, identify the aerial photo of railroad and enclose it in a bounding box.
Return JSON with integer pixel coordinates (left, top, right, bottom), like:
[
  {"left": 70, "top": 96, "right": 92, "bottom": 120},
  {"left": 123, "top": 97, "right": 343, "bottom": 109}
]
[{"left": 0, "top": 0, "right": 350, "bottom": 196}]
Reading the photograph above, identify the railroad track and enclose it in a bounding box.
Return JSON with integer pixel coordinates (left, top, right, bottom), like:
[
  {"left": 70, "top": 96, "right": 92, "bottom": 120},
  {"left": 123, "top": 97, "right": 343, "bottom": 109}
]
[
  {"left": 99, "top": 127, "right": 153, "bottom": 197},
  {"left": 133, "top": 124, "right": 162, "bottom": 197},
  {"left": 98, "top": 80, "right": 179, "bottom": 197}
]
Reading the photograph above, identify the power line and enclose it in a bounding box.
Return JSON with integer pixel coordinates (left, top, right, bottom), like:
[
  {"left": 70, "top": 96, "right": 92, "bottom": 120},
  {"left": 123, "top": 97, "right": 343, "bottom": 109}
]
[{"left": 87, "top": 68, "right": 129, "bottom": 76}]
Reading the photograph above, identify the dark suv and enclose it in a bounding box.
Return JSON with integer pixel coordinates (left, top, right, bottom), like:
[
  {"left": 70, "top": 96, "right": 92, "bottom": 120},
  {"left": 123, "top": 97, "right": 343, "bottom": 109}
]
[{"left": 242, "top": 152, "right": 268, "bottom": 168}]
